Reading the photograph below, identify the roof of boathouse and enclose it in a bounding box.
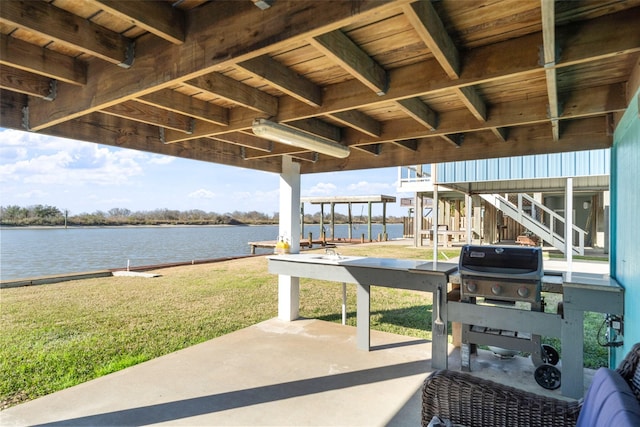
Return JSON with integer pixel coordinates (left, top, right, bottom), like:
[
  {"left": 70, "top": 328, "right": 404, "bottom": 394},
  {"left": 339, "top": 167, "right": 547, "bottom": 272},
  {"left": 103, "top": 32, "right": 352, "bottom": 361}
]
[{"left": 301, "top": 195, "right": 397, "bottom": 205}]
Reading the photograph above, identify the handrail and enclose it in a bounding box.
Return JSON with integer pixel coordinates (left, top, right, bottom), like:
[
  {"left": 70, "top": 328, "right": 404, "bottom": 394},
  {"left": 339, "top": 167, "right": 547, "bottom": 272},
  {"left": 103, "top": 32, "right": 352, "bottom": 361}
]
[{"left": 485, "top": 193, "right": 586, "bottom": 255}]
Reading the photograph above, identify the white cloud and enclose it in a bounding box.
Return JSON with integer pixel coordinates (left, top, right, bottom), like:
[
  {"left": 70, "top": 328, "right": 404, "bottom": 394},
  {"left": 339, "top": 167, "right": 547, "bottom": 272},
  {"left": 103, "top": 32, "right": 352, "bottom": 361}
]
[
  {"left": 347, "top": 180, "right": 394, "bottom": 193},
  {"left": 15, "top": 189, "right": 48, "bottom": 199},
  {"left": 188, "top": 189, "right": 215, "bottom": 199},
  {"left": 304, "top": 182, "right": 337, "bottom": 196},
  {"left": 0, "top": 132, "right": 145, "bottom": 186},
  {"left": 148, "top": 155, "right": 175, "bottom": 165}
]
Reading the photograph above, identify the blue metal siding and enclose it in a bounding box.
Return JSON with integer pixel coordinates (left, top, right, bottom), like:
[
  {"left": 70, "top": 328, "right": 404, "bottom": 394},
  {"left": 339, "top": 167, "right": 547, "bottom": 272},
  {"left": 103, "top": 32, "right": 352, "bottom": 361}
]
[
  {"left": 436, "top": 149, "right": 610, "bottom": 183},
  {"left": 612, "top": 89, "right": 640, "bottom": 364}
]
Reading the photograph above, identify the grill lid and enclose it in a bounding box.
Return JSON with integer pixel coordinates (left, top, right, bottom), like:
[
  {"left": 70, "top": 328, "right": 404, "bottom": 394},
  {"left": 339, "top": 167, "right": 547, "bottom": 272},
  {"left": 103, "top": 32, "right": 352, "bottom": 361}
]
[{"left": 458, "top": 245, "right": 543, "bottom": 278}]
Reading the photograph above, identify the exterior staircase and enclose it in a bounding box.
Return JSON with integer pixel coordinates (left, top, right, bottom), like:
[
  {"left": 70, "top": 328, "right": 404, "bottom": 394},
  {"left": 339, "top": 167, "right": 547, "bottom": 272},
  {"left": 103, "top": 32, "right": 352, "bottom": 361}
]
[{"left": 481, "top": 193, "right": 586, "bottom": 255}]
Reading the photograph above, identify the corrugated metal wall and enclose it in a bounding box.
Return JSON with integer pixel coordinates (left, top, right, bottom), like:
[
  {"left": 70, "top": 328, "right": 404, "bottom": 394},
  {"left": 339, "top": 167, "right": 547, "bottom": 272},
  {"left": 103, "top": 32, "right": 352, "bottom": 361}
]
[
  {"left": 437, "top": 149, "right": 610, "bottom": 183},
  {"left": 612, "top": 88, "right": 640, "bottom": 363}
]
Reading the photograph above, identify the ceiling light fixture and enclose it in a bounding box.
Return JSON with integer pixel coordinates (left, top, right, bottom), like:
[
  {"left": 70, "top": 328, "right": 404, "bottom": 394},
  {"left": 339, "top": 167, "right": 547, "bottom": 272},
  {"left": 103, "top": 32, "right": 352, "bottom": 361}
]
[{"left": 252, "top": 118, "right": 350, "bottom": 159}]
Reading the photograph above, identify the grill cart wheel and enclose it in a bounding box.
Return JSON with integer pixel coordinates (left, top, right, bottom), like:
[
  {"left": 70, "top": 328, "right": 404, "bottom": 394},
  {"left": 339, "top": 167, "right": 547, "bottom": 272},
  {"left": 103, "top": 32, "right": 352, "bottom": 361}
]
[
  {"left": 541, "top": 344, "right": 560, "bottom": 366},
  {"left": 534, "top": 364, "right": 561, "bottom": 390}
]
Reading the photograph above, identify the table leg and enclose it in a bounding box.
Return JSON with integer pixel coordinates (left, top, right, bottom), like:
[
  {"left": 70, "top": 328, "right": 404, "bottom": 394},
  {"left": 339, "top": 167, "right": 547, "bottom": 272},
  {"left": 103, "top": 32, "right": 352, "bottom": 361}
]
[
  {"left": 561, "top": 308, "right": 584, "bottom": 398},
  {"left": 431, "top": 285, "right": 448, "bottom": 369},
  {"left": 357, "top": 283, "right": 370, "bottom": 350}
]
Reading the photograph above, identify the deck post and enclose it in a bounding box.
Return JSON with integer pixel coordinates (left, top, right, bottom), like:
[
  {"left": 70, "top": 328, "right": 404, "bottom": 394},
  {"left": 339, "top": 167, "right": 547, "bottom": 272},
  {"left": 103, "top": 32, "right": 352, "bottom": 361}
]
[
  {"left": 278, "top": 156, "right": 300, "bottom": 321},
  {"left": 566, "top": 178, "right": 573, "bottom": 268}
]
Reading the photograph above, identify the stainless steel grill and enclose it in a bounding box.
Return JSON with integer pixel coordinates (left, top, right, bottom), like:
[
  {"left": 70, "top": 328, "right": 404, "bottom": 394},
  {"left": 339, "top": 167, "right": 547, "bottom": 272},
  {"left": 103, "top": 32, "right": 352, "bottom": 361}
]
[
  {"left": 458, "top": 244, "right": 543, "bottom": 304},
  {"left": 457, "top": 244, "right": 562, "bottom": 390}
]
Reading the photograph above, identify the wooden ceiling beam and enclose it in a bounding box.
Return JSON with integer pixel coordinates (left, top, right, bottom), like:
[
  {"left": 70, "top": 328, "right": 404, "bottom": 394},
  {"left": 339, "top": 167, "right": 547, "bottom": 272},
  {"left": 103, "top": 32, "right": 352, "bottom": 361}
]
[
  {"left": 165, "top": 81, "right": 626, "bottom": 147},
  {"left": 20, "top": 2, "right": 636, "bottom": 136},
  {"left": 403, "top": 0, "right": 460, "bottom": 79},
  {"left": 491, "top": 127, "right": 509, "bottom": 142},
  {"left": 330, "top": 110, "right": 381, "bottom": 137},
  {"left": 455, "top": 86, "right": 487, "bottom": 122},
  {"left": 342, "top": 83, "right": 626, "bottom": 146},
  {"left": 441, "top": 133, "right": 464, "bottom": 148},
  {"left": 299, "top": 117, "right": 612, "bottom": 174},
  {"left": 242, "top": 145, "right": 312, "bottom": 160},
  {"left": 101, "top": 100, "right": 194, "bottom": 134},
  {"left": 0, "top": 65, "right": 56, "bottom": 100},
  {"left": 310, "top": 30, "right": 388, "bottom": 96},
  {"left": 210, "top": 133, "right": 273, "bottom": 152},
  {"left": 21, "top": 0, "right": 402, "bottom": 131},
  {"left": 0, "top": 0, "right": 134, "bottom": 67},
  {"left": 541, "top": 0, "right": 560, "bottom": 141},
  {"left": 137, "top": 89, "right": 229, "bottom": 126},
  {"left": 0, "top": 34, "right": 86, "bottom": 86},
  {"left": 162, "top": 107, "right": 259, "bottom": 143},
  {"left": 354, "top": 144, "right": 382, "bottom": 156},
  {"left": 391, "top": 139, "right": 418, "bottom": 151},
  {"left": 185, "top": 73, "right": 278, "bottom": 116},
  {"left": 396, "top": 97, "right": 439, "bottom": 130},
  {"left": 286, "top": 118, "right": 342, "bottom": 142},
  {"left": 88, "top": 0, "right": 186, "bottom": 45},
  {"left": 0, "top": 89, "right": 27, "bottom": 129},
  {"left": 238, "top": 55, "right": 322, "bottom": 107}
]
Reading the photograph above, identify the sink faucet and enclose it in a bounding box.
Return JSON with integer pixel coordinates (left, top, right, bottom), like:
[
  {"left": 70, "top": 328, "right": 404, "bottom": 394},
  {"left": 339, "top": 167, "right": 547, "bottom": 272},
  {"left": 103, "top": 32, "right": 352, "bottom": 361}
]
[{"left": 325, "top": 248, "right": 341, "bottom": 258}]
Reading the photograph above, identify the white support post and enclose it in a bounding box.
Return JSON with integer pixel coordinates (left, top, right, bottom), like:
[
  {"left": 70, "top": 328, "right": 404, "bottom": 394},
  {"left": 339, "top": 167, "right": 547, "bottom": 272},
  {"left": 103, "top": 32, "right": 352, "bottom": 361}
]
[
  {"left": 565, "top": 177, "right": 573, "bottom": 269},
  {"left": 432, "top": 184, "right": 439, "bottom": 261},
  {"left": 465, "top": 194, "right": 472, "bottom": 244},
  {"left": 278, "top": 156, "right": 301, "bottom": 321}
]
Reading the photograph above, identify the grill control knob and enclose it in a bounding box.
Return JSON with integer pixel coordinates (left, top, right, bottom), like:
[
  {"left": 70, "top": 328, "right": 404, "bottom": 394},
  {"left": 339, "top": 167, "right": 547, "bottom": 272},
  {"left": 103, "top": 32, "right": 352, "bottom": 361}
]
[
  {"left": 517, "top": 286, "right": 530, "bottom": 298},
  {"left": 466, "top": 281, "right": 478, "bottom": 293},
  {"left": 491, "top": 284, "right": 502, "bottom": 295}
]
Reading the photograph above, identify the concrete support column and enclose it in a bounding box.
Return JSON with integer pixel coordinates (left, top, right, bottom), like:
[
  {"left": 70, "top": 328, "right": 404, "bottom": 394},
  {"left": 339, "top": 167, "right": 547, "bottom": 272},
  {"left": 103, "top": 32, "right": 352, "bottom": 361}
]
[
  {"left": 278, "top": 156, "right": 301, "bottom": 321},
  {"left": 565, "top": 177, "right": 574, "bottom": 269}
]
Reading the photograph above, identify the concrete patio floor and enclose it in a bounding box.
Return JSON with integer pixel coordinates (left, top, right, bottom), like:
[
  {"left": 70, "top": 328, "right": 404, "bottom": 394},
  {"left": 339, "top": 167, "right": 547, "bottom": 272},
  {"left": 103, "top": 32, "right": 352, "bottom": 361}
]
[{"left": 1, "top": 316, "right": 594, "bottom": 427}]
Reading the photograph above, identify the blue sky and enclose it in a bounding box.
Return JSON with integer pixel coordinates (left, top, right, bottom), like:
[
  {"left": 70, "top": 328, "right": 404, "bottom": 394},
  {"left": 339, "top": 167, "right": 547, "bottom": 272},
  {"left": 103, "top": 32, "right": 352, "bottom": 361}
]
[{"left": 0, "top": 128, "right": 408, "bottom": 217}]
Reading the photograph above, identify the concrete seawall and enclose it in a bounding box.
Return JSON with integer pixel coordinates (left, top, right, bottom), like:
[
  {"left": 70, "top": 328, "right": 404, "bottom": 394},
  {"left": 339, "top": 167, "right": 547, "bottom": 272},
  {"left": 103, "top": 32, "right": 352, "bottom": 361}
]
[{"left": 0, "top": 254, "right": 258, "bottom": 289}]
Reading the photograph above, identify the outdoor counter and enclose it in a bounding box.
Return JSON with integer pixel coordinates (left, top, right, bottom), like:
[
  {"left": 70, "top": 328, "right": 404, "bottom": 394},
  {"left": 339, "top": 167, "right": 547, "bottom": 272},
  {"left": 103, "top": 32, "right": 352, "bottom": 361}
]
[
  {"left": 268, "top": 254, "right": 457, "bottom": 370},
  {"left": 268, "top": 255, "right": 624, "bottom": 398}
]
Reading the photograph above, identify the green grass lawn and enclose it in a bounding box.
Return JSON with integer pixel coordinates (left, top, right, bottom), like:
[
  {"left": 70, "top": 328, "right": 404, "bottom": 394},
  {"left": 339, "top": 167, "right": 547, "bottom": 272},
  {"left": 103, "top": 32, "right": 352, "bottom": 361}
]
[{"left": 0, "top": 244, "right": 609, "bottom": 409}]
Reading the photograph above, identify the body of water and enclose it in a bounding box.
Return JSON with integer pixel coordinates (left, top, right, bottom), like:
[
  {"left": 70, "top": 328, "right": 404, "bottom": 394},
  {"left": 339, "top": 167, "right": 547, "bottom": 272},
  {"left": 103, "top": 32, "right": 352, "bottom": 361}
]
[{"left": 0, "top": 223, "right": 404, "bottom": 281}]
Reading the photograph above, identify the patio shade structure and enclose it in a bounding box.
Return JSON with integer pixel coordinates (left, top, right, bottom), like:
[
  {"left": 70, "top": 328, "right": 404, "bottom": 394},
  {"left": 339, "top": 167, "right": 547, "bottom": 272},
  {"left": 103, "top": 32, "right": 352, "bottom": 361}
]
[
  {"left": 1, "top": 0, "right": 637, "bottom": 171},
  {"left": 1, "top": 1, "right": 639, "bottom": 357}
]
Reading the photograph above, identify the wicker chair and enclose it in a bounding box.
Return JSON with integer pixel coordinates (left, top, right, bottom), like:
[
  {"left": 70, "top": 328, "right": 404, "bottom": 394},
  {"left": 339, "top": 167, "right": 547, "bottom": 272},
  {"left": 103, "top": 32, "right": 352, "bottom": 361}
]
[{"left": 421, "top": 343, "right": 640, "bottom": 427}]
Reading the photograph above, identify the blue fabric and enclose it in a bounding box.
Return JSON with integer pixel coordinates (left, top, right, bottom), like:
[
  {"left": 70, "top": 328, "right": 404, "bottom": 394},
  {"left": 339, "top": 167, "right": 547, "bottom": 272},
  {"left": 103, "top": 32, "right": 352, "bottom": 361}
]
[{"left": 576, "top": 368, "right": 640, "bottom": 427}]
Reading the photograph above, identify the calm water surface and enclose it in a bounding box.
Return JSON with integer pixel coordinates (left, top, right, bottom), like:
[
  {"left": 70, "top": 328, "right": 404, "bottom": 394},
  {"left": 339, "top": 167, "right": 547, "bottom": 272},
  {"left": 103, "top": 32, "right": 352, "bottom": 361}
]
[{"left": 0, "top": 224, "right": 403, "bottom": 280}]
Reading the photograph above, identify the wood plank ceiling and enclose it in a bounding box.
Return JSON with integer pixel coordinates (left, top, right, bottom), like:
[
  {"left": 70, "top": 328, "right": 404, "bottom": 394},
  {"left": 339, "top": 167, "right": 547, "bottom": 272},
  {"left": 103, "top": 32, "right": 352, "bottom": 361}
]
[{"left": 1, "top": 0, "right": 639, "bottom": 174}]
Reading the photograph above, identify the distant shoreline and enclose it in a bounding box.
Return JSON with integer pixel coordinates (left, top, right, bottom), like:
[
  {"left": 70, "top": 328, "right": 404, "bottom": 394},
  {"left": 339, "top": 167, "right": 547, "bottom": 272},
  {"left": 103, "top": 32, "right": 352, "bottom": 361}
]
[
  {"left": 0, "top": 223, "right": 265, "bottom": 230},
  {"left": 1, "top": 221, "right": 401, "bottom": 230}
]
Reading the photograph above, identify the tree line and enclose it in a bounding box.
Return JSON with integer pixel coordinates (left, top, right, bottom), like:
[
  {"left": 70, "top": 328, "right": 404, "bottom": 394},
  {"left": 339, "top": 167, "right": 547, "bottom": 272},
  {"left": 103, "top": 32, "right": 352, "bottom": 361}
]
[{"left": 0, "top": 205, "right": 402, "bottom": 227}]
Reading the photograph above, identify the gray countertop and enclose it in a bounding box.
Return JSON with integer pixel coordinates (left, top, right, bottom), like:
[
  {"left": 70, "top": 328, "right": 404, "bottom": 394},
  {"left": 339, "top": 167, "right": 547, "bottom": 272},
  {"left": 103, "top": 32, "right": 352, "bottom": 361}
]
[{"left": 269, "top": 254, "right": 457, "bottom": 274}]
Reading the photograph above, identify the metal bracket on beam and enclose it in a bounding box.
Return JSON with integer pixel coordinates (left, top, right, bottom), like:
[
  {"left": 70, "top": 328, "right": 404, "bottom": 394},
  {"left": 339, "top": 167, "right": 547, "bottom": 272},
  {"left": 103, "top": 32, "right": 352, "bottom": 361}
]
[
  {"left": 252, "top": 0, "right": 273, "bottom": 10},
  {"left": 376, "top": 74, "right": 390, "bottom": 97},
  {"left": 43, "top": 80, "right": 57, "bottom": 101},
  {"left": 444, "top": 133, "right": 464, "bottom": 148},
  {"left": 241, "top": 147, "right": 247, "bottom": 160},
  {"left": 538, "top": 45, "right": 562, "bottom": 67},
  {"left": 159, "top": 127, "right": 166, "bottom": 144},
  {"left": 21, "top": 106, "right": 30, "bottom": 131},
  {"left": 118, "top": 41, "right": 136, "bottom": 69},
  {"left": 187, "top": 118, "right": 195, "bottom": 134}
]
